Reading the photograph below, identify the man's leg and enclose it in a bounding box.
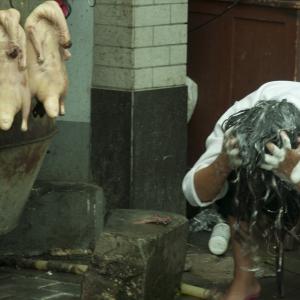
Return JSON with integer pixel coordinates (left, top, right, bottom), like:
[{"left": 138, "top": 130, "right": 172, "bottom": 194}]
[{"left": 223, "top": 216, "right": 261, "bottom": 300}]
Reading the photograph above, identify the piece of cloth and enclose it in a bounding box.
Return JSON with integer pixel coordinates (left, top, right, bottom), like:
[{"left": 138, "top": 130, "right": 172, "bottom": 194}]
[
  {"left": 186, "top": 76, "right": 198, "bottom": 122},
  {"left": 182, "top": 80, "right": 300, "bottom": 207}
]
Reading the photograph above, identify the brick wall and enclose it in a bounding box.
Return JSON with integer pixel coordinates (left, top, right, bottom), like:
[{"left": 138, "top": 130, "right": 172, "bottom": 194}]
[{"left": 93, "top": 0, "right": 188, "bottom": 90}]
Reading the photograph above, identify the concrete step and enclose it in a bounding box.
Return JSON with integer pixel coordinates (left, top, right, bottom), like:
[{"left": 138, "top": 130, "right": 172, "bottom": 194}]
[
  {"left": 82, "top": 209, "right": 188, "bottom": 300},
  {"left": 0, "top": 181, "right": 106, "bottom": 256}
]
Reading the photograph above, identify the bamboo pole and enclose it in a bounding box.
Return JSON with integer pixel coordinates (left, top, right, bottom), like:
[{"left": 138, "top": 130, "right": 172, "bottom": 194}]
[
  {"left": 180, "top": 282, "right": 222, "bottom": 300},
  {"left": 0, "top": 257, "right": 89, "bottom": 275}
]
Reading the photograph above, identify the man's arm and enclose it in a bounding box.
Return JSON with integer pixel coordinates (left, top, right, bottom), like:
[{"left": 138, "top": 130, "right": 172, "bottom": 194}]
[{"left": 194, "top": 152, "right": 233, "bottom": 203}]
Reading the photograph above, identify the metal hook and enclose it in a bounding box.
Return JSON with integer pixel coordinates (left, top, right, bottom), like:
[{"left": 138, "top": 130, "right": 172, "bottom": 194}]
[{"left": 64, "top": 0, "right": 72, "bottom": 19}]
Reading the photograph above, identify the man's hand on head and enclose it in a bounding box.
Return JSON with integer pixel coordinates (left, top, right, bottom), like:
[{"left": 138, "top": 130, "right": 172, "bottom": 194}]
[
  {"left": 223, "top": 127, "right": 242, "bottom": 169},
  {"left": 260, "top": 131, "right": 300, "bottom": 184}
]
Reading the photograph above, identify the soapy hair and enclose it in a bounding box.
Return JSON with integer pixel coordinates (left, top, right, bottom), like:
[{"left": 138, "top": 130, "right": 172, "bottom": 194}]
[
  {"left": 222, "top": 99, "right": 300, "bottom": 273},
  {"left": 223, "top": 99, "right": 300, "bottom": 172}
]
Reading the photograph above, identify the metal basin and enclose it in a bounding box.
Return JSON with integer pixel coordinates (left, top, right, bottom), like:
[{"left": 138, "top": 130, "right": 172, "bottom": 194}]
[{"left": 0, "top": 108, "right": 56, "bottom": 235}]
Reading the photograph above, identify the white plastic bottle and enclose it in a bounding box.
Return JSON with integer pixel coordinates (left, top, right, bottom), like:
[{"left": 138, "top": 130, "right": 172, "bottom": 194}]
[{"left": 208, "top": 222, "right": 231, "bottom": 255}]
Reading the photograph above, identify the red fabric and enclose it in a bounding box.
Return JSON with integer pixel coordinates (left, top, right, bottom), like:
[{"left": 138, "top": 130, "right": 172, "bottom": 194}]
[{"left": 55, "top": 0, "right": 69, "bottom": 17}]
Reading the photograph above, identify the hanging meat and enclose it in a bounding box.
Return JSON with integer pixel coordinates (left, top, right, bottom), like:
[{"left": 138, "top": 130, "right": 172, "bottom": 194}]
[
  {"left": 0, "top": 8, "right": 31, "bottom": 131},
  {"left": 25, "top": 0, "right": 72, "bottom": 118}
]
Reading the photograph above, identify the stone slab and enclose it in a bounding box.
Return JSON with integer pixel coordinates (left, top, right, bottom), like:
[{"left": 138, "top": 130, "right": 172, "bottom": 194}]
[
  {"left": 81, "top": 209, "right": 188, "bottom": 300},
  {"left": 91, "top": 88, "right": 132, "bottom": 210},
  {"left": 131, "top": 87, "right": 187, "bottom": 215},
  {"left": 0, "top": 181, "right": 106, "bottom": 256},
  {"left": 91, "top": 87, "right": 187, "bottom": 215}
]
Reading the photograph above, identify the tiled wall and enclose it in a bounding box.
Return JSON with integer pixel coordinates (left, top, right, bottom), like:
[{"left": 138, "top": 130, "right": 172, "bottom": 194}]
[{"left": 93, "top": 0, "right": 188, "bottom": 90}]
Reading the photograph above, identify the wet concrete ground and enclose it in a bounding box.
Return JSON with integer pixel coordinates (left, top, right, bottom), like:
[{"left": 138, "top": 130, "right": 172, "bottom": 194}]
[
  {"left": 181, "top": 232, "right": 300, "bottom": 300},
  {"left": 0, "top": 267, "right": 81, "bottom": 300},
  {"left": 0, "top": 232, "right": 299, "bottom": 299}
]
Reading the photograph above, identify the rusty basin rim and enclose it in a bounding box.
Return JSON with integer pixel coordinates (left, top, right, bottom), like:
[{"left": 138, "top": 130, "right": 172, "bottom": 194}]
[{"left": 0, "top": 129, "right": 58, "bottom": 150}]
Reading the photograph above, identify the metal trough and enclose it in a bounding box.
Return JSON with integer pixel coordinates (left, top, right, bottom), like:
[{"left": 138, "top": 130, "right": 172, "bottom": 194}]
[{"left": 0, "top": 108, "right": 56, "bottom": 235}]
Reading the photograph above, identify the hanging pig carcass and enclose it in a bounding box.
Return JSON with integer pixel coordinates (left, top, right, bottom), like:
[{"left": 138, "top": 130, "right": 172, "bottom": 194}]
[
  {"left": 25, "top": 0, "right": 72, "bottom": 118},
  {"left": 0, "top": 8, "right": 31, "bottom": 131}
]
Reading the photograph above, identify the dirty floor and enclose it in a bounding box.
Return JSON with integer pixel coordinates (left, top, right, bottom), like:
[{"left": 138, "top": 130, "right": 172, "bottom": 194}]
[
  {"left": 0, "top": 232, "right": 300, "bottom": 299},
  {"left": 0, "top": 267, "right": 81, "bottom": 299},
  {"left": 181, "top": 232, "right": 300, "bottom": 300}
]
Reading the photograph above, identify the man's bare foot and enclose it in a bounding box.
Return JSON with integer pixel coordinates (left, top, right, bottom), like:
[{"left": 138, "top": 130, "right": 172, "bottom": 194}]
[{"left": 222, "top": 277, "right": 261, "bottom": 300}]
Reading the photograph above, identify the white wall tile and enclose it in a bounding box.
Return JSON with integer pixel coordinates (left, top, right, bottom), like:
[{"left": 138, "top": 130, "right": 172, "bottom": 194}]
[
  {"left": 153, "top": 24, "right": 187, "bottom": 45},
  {"left": 94, "top": 25, "right": 132, "bottom": 47},
  {"left": 93, "top": 1, "right": 188, "bottom": 90},
  {"left": 153, "top": 65, "right": 186, "bottom": 87},
  {"left": 134, "top": 5, "right": 170, "bottom": 27},
  {"left": 134, "top": 68, "right": 153, "bottom": 89},
  {"left": 170, "top": 44, "right": 187, "bottom": 64},
  {"left": 133, "top": 27, "right": 154, "bottom": 47},
  {"left": 93, "top": 65, "right": 134, "bottom": 89},
  {"left": 134, "top": 46, "right": 169, "bottom": 68},
  {"left": 94, "top": 46, "right": 133, "bottom": 68},
  {"left": 94, "top": 4, "right": 132, "bottom": 26},
  {"left": 171, "top": 3, "right": 188, "bottom": 23}
]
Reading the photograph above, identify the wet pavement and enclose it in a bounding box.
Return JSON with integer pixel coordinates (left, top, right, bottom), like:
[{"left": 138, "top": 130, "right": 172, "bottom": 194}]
[
  {"left": 181, "top": 232, "right": 300, "bottom": 300},
  {"left": 0, "top": 232, "right": 299, "bottom": 299},
  {"left": 0, "top": 267, "right": 81, "bottom": 300}
]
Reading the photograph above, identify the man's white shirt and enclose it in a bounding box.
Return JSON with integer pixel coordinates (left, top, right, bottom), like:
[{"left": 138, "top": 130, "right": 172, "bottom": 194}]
[{"left": 182, "top": 81, "right": 300, "bottom": 207}]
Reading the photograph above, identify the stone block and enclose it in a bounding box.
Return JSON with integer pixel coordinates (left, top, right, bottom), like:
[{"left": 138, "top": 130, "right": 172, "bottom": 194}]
[
  {"left": 81, "top": 209, "right": 188, "bottom": 300},
  {"left": 91, "top": 89, "right": 132, "bottom": 210},
  {"left": 91, "top": 87, "right": 187, "bottom": 213},
  {"left": 0, "top": 181, "right": 105, "bottom": 256},
  {"left": 130, "top": 87, "right": 187, "bottom": 214}
]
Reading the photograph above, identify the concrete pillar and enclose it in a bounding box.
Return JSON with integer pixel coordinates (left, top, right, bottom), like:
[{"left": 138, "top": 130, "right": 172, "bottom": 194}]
[{"left": 91, "top": 0, "right": 188, "bottom": 214}]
